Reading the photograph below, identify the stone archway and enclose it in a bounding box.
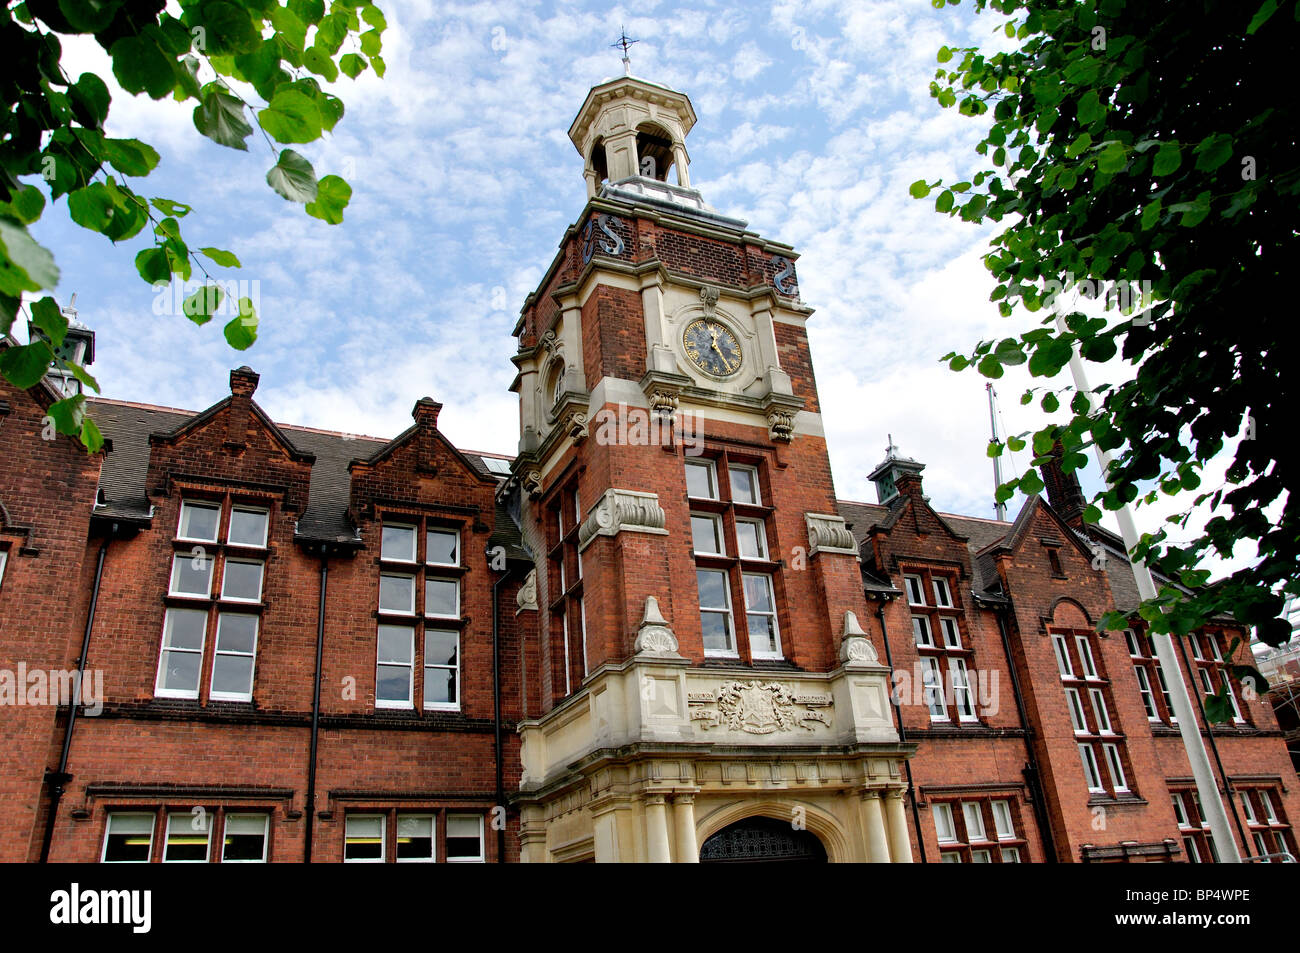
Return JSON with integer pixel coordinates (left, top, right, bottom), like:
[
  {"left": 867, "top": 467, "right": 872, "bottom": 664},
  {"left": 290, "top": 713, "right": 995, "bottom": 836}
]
[{"left": 698, "top": 816, "right": 828, "bottom": 863}]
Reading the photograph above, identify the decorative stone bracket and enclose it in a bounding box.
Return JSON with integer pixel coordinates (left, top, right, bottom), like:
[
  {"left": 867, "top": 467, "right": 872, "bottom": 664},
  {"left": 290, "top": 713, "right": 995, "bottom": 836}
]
[
  {"left": 578, "top": 488, "right": 669, "bottom": 551},
  {"left": 515, "top": 569, "right": 538, "bottom": 614},
  {"left": 805, "top": 512, "right": 859, "bottom": 558},
  {"left": 840, "top": 610, "right": 879, "bottom": 664},
  {"left": 634, "top": 596, "right": 681, "bottom": 656}
]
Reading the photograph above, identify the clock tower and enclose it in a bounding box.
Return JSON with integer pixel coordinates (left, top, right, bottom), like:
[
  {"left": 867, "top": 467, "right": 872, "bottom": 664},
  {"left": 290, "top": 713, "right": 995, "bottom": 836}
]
[{"left": 505, "top": 71, "right": 915, "bottom": 862}]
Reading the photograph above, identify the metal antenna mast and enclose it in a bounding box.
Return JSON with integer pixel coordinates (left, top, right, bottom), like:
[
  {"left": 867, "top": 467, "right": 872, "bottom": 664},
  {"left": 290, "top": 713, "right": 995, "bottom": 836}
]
[{"left": 986, "top": 383, "right": 1007, "bottom": 520}]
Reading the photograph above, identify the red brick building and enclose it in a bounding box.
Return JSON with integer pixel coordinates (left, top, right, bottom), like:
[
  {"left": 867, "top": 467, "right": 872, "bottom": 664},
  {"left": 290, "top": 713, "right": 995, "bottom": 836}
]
[{"left": 0, "top": 73, "right": 1294, "bottom": 863}]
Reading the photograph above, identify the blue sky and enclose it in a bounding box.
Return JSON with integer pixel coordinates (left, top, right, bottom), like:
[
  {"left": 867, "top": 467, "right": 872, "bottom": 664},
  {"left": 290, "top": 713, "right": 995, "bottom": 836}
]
[{"left": 24, "top": 0, "right": 1252, "bottom": 571}]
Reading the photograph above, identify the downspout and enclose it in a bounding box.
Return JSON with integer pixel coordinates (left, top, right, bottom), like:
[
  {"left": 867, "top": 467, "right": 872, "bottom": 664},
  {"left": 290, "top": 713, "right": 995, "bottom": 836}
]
[
  {"left": 993, "top": 605, "right": 1059, "bottom": 863},
  {"left": 876, "top": 601, "right": 927, "bottom": 863},
  {"left": 1172, "top": 632, "right": 1252, "bottom": 857},
  {"left": 304, "top": 553, "right": 328, "bottom": 863},
  {"left": 40, "top": 535, "right": 109, "bottom": 863},
  {"left": 491, "top": 565, "right": 516, "bottom": 863}
]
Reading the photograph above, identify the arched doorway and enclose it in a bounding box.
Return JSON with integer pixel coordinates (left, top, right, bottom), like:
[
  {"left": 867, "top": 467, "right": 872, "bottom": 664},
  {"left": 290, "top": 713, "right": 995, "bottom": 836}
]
[{"left": 698, "top": 816, "right": 828, "bottom": 863}]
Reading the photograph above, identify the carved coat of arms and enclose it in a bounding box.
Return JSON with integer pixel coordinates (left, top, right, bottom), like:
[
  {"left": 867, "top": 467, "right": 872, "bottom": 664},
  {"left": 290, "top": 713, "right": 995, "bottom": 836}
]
[{"left": 716, "top": 680, "right": 799, "bottom": 734}]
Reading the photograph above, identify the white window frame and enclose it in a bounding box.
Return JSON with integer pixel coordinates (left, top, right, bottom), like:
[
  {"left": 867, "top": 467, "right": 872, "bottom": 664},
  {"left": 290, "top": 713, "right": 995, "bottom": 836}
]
[
  {"left": 379, "top": 572, "right": 417, "bottom": 615},
  {"left": 169, "top": 551, "right": 213, "bottom": 598},
  {"left": 227, "top": 506, "right": 269, "bottom": 548},
  {"left": 155, "top": 607, "right": 208, "bottom": 699},
  {"left": 101, "top": 812, "right": 156, "bottom": 863},
  {"left": 1090, "top": 689, "right": 1114, "bottom": 735},
  {"left": 1155, "top": 662, "right": 1178, "bottom": 723},
  {"left": 1066, "top": 688, "right": 1088, "bottom": 734},
  {"left": 742, "top": 572, "right": 782, "bottom": 660},
  {"left": 939, "top": 616, "right": 962, "bottom": 649},
  {"left": 423, "top": 628, "right": 460, "bottom": 711},
  {"left": 579, "top": 597, "right": 589, "bottom": 676},
  {"left": 1000, "top": 847, "right": 1021, "bottom": 862},
  {"left": 1103, "top": 742, "right": 1128, "bottom": 792},
  {"left": 1172, "top": 794, "right": 1191, "bottom": 828},
  {"left": 921, "top": 657, "right": 947, "bottom": 721},
  {"left": 424, "top": 576, "right": 461, "bottom": 620},
  {"left": 222, "top": 813, "right": 269, "bottom": 863},
  {"left": 176, "top": 500, "right": 220, "bottom": 543},
  {"left": 395, "top": 814, "right": 436, "bottom": 864},
  {"left": 163, "top": 811, "right": 211, "bottom": 863},
  {"left": 1224, "top": 675, "right": 1244, "bottom": 723},
  {"left": 698, "top": 568, "right": 736, "bottom": 658},
  {"left": 1076, "top": 636, "right": 1099, "bottom": 679},
  {"left": 728, "top": 463, "right": 761, "bottom": 505},
  {"left": 1184, "top": 836, "right": 1202, "bottom": 863},
  {"left": 690, "top": 511, "right": 726, "bottom": 556},
  {"left": 940, "top": 851, "right": 962, "bottom": 863},
  {"left": 912, "top": 616, "right": 935, "bottom": 648},
  {"left": 1052, "top": 635, "right": 1073, "bottom": 678},
  {"left": 446, "top": 814, "right": 486, "bottom": 863},
  {"left": 344, "top": 814, "right": 386, "bottom": 863},
  {"left": 685, "top": 459, "right": 719, "bottom": 500},
  {"left": 375, "top": 624, "right": 415, "bottom": 709},
  {"left": 970, "top": 849, "right": 992, "bottom": 863},
  {"left": 932, "top": 577, "right": 953, "bottom": 608},
  {"left": 1191, "top": 635, "right": 1204, "bottom": 660},
  {"left": 425, "top": 528, "right": 460, "bottom": 568},
  {"left": 991, "top": 800, "right": 1015, "bottom": 841},
  {"left": 1239, "top": 792, "right": 1257, "bottom": 825},
  {"left": 1134, "top": 666, "right": 1159, "bottom": 720},
  {"left": 962, "top": 802, "right": 986, "bottom": 842},
  {"left": 1260, "top": 790, "right": 1279, "bottom": 824},
  {"left": 380, "top": 522, "right": 417, "bottom": 563},
  {"left": 735, "top": 517, "right": 768, "bottom": 560},
  {"left": 210, "top": 613, "right": 258, "bottom": 702},
  {"left": 1079, "top": 743, "right": 1104, "bottom": 793},
  {"left": 904, "top": 574, "right": 926, "bottom": 606},
  {"left": 0, "top": 549, "right": 9, "bottom": 592},
  {"left": 950, "top": 658, "right": 977, "bottom": 722},
  {"left": 1124, "top": 629, "right": 1142, "bottom": 657},
  {"left": 932, "top": 803, "right": 957, "bottom": 843},
  {"left": 220, "top": 557, "right": 264, "bottom": 603}
]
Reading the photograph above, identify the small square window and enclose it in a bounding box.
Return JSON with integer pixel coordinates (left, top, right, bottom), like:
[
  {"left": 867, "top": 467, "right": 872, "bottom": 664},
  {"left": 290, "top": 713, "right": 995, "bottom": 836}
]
[
  {"left": 344, "top": 815, "right": 385, "bottom": 862},
  {"left": 211, "top": 613, "right": 258, "bottom": 701},
  {"left": 447, "top": 815, "right": 485, "bottom": 862},
  {"left": 426, "top": 529, "right": 459, "bottom": 567},
  {"left": 376, "top": 625, "right": 414, "bottom": 708},
  {"left": 381, "top": 524, "right": 417, "bottom": 562},
  {"left": 691, "top": 513, "right": 725, "bottom": 555},
  {"left": 424, "top": 630, "right": 459, "bottom": 710},
  {"left": 228, "top": 507, "right": 269, "bottom": 547},
  {"left": 102, "top": 813, "right": 154, "bottom": 863},
  {"left": 164, "top": 812, "right": 211, "bottom": 862},
  {"left": 396, "top": 815, "right": 435, "bottom": 863},
  {"left": 177, "top": 501, "right": 220, "bottom": 542},
  {"left": 425, "top": 578, "right": 460, "bottom": 619},
  {"left": 685, "top": 460, "right": 718, "bottom": 500},
  {"left": 729, "top": 465, "right": 761, "bottom": 505},
  {"left": 170, "top": 551, "right": 213, "bottom": 597},
  {"left": 221, "top": 558, "right": 264, "bottom": 602},
  {"left": 379, "top": 573, "right": 416, "bottom": 614},
  {"left": 223, "top": 814, "right": 269, "bottom": 863},
  {"left": 735, "top": 518, "right": 768, "bottom": 559}
]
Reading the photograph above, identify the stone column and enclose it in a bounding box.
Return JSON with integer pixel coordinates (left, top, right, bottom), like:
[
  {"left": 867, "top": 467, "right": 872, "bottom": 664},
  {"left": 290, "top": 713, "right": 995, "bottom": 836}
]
[
  {"left": 673, "top": 794, "right": 699, "bottom": 863},
  {"left": 645, "top": 794, "right": 672, "bottom": 863},
  {"left": 861, "top": 789, "right": 891, "bottom": 863},
  {"left": 518, "top": 804, "right": 547, "bottom": 863},
  {"left": 885, "top": 788, "right": 914, "bottom": 863}
]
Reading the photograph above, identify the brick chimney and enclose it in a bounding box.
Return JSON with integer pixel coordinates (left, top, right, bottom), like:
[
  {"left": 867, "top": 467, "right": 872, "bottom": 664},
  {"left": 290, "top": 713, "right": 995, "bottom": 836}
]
[
  {"left": 230, "top": 366, "right": 260, "bottom": 397},
  {"left": 412, "top": 397, "right": 442, "bottom": 427},
  {"left": 224, "top": 366, "right": 260, "bottom": 451},
  {"left": 1040, "top": 440, "right": 1087, "bottom": 529}
]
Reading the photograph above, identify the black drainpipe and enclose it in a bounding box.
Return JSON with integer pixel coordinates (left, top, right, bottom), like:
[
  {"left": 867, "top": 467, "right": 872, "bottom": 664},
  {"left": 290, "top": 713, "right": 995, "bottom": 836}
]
[
  {"left": 490, "top": 565, "right": 515, "bottom": 863},
  {"left": 875, "top": 601, "right": 927, "bottom": 863},
  {"left": 40, "top": 535, "right": 109, "bottom": 863},
  {"left": 992, "top": 605, "right": 1059, "bottom": 863},
  {"left": 304, "top": 553, "right": 328, "bottom": 863},
  {"left": 1172, "top": 632, "right": 1252, "bottom": 856}
]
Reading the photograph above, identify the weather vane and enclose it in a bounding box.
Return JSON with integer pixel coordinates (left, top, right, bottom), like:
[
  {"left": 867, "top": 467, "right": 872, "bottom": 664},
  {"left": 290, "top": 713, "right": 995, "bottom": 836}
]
[{"left": 612, "top": 27, "right": 638, "bottom": 76}]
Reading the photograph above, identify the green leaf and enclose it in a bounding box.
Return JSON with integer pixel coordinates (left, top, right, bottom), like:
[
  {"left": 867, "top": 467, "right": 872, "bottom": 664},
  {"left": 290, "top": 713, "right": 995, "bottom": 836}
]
[
  {"left": 68, "top": 184, "right": 116, "bottom": 234},
  {"left": 110, "top": 35, "right": 176, "bottom": 99},
  {"left": 1204, "top": 685, "right": 1234, "bottom": 724},
  {"left": 29, "top": 296, "right": 67, "bottom": 348},
  {"left": 69, "top": 72, "right": 110, "bottom": 126},
  {"left": 935, "top": 189, "right": 955, "bottom": 213},
  {"left": 289, "top": 0, "right": 326, "bottom": 25},
  {"left": 0, "top": 186, "right": 46, "bottom": 225},
  {"left": 314, "top": 12, "right": 348, "bottom": 55},
  {"left": 224, "top": 298, "right": 258, "bottom": 349},
  {"left": 0, "top": 221, "right": 59, "bottom": 295},
  {"left": 1097, "top": 141, "right": 1128, "bottom": 174},
  {"left": 134, "top": 246, "right": 171, "bottom": 284},
  {"left": 46, "top": 394, "right": 86, "bottom": 435},
  {"left": 1097, "top": 611, "right": 1130, "bottom": 633},
  {"left": 66, "top": 361, "right": 99, "bottom": 393},
  {"left": 909, "top": 180, "right": 931, "bottom": 199},
  {"left": 266, "top": 149, "right": 319, "bottom": 203},
  {"left": 977, "top": 354, "right": 1004, "bottom": 378},
  {"left": 303, "top": 46, "right": 339, "bottom": 82},
  {"left": 0, "top": 340, "right": 54, "bottom": 389},
  {"left": 1247, "top": 0, "right": 1280, "bottom": 34},
  {"left": 937, "top": 45, "right": 952, "bottom": 63},
  {"left": 199, "top": 247, "right": 241, "bottom": 268},
  {"left": 369, "top": 55, "right": 386, "bottom": 78},
  {"left": 1140, "top": 199, "right": 1162, "bottom": 230},
  {"left": 258, "top": 89, "right": 323, "bottom": 144},
  {"left": 1064, "top": 133, "right": 1091, "bottom": 159},
  {"left": 193, "top": 88, "right": 254, "bottom": 150},
  {"left": 1041, "top": 392, "right": 1060, "bottom": 413},
  {"left": 305, "top": 175, "right": 352, "bottom": 224},
  {"left": 361, "top": 4, "right": 387, "bottom": 30},
  {"left": 1007, "top": 435, "right": 1026, "bottom": 452},
  {"left": 182, "top": 284, "right": 226, "bottom": 325},
  {"left": 101, "top": 138, "right": 160, "bottom": 177},
  {"left": 202, "top": 0, "right": 264, "bottom": 54},
  {"left": 1193, "top": 133, "right": 1233, "bottom": 172},
  {"left": 57, "top": 0, "right": 122, "bottom": 33},
  {"left": 1076, "top": 90, "right": 1102, "bottom": 125},
  {"left": 1152, "top": 141, "right": 1181, "bottom": 176},
  {"left": 360, "top": 29, "right": 382, "bottom": 57},
  {"left": 150, "top": 198, "right": 192, "bottom": 218},
  {"left": 80, "top": 415, "right": 105, "bottom": 453},
  {"left": 339, "top": 53, "right": 368, "bottom": 78},
  {"left": 270, "top": 4, "right": 308, "bottom": 48}
]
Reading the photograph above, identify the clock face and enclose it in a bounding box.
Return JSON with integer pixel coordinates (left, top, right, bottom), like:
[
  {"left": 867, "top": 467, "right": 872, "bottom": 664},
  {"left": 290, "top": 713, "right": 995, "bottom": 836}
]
[{"left": 683, "top": 319, "right": 743, "bottom": 379}]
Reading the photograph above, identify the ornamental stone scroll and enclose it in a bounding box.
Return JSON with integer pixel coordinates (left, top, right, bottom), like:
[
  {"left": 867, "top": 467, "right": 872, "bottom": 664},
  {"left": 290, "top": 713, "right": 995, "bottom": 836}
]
[
  {"left": 804, "top": 512, "right": 859, "bottom": 558},
  {"left": 578, "top": 488, "right": 669, "bottom": 552}
]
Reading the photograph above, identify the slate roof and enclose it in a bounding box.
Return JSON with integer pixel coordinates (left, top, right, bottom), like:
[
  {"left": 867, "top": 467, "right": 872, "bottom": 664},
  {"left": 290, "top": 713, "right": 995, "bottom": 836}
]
[{"left": 86, "top": 399, "right": 526, "bottom": 557}]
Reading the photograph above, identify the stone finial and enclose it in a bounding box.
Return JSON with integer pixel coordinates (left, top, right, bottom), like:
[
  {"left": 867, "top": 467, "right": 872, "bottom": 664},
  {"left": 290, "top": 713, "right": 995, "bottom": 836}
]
[
  {"left": 840, "top": 610, "right": 879, "bottom": 664},
  {"left": 229, "top": 366, "right": 260, "bottom": 397},
  {"left": 412, "top": 397, "right": 442, "bottom": 427},
  {"left": 635, "top": 596, "right": 680, "bottom": 656}
]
